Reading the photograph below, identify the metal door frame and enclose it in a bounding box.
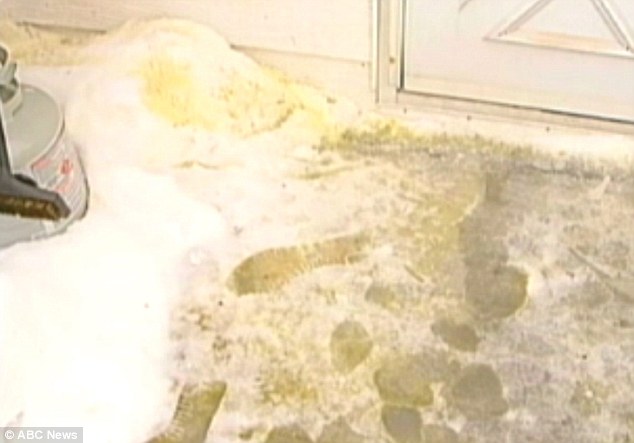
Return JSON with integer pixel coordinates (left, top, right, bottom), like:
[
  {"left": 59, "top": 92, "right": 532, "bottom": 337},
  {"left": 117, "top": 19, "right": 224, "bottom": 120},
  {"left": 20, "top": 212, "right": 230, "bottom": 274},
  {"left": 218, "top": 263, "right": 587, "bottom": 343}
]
[{"left": 373, "top": 0, "right": 634, "bottom": 133}]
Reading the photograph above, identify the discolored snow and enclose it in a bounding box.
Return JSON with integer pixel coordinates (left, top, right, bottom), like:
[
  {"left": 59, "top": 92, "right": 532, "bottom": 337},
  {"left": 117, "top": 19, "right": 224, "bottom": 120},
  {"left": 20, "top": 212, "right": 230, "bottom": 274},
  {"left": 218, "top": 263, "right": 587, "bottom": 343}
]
[
  {"left": 381, "top": 405, "right": 422, "bottom": 443},
  {"left": 329, "top": 320, "right": 373, "bottom": 373},
  {"left": 316, "top": 418, "right": 365, "bottom": 443},
  {"left": 264, "top": 425, "right": 313, "bottom": 443},
  {"left": 445, "top": 364, "right": 509, "bottom": 420}
]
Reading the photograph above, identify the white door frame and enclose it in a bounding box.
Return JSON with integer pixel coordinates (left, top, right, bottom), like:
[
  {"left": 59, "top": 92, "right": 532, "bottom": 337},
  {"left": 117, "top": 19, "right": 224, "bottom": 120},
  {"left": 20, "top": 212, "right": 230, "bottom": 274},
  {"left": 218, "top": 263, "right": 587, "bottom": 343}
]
[{"left": 374, "top": 0, "right": 634, "bottom": 133}]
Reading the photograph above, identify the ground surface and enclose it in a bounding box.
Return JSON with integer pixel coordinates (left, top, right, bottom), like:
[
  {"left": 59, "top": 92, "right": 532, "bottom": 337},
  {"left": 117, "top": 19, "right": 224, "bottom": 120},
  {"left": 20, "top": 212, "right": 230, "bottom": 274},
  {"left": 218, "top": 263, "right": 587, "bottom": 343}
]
[{"left": 171, "top": 124, "right": 634, "bottom": 443}]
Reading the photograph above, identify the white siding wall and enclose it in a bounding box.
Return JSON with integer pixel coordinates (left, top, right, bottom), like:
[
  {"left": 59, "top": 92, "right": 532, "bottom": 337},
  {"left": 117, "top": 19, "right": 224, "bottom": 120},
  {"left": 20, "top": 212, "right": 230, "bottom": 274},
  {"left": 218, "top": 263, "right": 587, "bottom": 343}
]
[{"left": 1, "top": 0, "right": 374, "bottom": 103}]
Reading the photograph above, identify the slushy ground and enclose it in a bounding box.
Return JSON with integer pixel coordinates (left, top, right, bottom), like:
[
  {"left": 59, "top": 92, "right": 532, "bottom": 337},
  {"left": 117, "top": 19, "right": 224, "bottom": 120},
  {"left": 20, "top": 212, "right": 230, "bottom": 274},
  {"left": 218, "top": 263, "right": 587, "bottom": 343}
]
[{"left": 1, "top": 19, "right": 633, "bottom": 443}]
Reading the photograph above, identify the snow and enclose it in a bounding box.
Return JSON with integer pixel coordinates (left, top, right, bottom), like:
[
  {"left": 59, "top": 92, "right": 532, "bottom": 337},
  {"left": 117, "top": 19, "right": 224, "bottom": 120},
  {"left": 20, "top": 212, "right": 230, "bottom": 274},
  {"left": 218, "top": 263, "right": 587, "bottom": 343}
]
[
  {"left": 3, "top": 17, "right": 633, "bottom": 443},
  {"left": 0, "top": 19, "right": 359, "bottom": 442}
]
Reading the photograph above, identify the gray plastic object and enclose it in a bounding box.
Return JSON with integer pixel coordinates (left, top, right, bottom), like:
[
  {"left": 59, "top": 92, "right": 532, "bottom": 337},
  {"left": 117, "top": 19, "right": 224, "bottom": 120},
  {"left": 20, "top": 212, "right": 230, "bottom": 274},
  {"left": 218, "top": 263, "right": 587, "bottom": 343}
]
[{"left": 0, "top": 44, "right": 89, "bottom": 249}]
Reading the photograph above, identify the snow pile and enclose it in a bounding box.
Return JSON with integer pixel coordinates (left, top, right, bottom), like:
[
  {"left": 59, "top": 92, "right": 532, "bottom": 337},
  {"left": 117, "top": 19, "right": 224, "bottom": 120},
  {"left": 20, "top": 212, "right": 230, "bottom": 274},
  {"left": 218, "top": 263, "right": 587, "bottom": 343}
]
[
  {"left": 0, "top": 19, "right": 359, "bottom": 443},
  {"left": 66, "top": 19, "right": 349, "bottom": 166}
]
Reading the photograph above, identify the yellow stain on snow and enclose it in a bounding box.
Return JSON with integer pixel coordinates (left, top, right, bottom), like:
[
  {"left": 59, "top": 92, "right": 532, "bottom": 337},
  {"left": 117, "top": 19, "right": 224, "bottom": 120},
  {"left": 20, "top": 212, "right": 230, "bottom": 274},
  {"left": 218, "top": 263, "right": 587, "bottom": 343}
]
[
  {"left": 139, "top": 55, "right": 336, "bottom": 138},
  {"left": 140, "top": 57, "right": 228, "bottom": 132},
  {"left": 403, "top": 172, "right": 484, "bottom": 279}
]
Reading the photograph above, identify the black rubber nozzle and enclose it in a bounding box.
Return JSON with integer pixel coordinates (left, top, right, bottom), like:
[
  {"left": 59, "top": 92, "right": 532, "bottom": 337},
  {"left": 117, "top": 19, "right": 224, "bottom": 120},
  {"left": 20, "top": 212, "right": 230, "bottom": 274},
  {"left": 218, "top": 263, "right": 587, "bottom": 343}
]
[{"left": 0, "top": 105, "right": 71, "bottom": 221}]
